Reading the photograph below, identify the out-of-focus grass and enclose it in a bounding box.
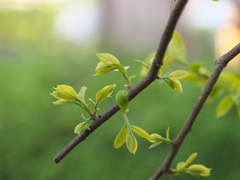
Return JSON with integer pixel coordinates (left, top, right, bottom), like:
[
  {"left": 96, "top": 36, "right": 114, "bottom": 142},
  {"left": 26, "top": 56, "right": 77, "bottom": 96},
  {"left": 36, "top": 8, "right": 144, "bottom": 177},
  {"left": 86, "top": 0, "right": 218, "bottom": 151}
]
[{"left": 0, "top": 9, "right": 239, "bottom": 180}]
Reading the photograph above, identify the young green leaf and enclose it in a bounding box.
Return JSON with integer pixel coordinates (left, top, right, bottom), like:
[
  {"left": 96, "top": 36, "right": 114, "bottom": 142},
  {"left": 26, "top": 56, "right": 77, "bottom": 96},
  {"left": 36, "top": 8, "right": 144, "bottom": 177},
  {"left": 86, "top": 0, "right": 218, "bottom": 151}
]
[
  {"left": 176, "top": 162, "right": 187, "bottom": 173},
  {"left": 166, "top": 127, "right": 170, "bottom": 140},
  {"left": 52, "top": 85, "right": 78, "bottom": 101},
  {"left": 96, "top": 53, "right": 120, "bottom": 65},
  {"left": 77, "top": 86, "right": 87, "bottom": 104},
  {"left": 129, "top": 75, "right": 136, "bottom": 84},
  {"left": 102, "top": 84, "right": 117, "bottom": 97},
  {"left": 172, "top": 79, "right": 183, "bottom": 92},
  {"left": 96, "top": 89, "right": 109, "bottom": 103},
  {"left": 165, "top": 79, "right": 175, "bottom": 91},
  {"left": 114, "top": 125, "right": 128, "bottom": 149},
  {"left": 126, "top": 130, "right": 138, "bottom": 154},
  {"left": 110, "top": 64, "right": 126, "bottom": 75},
  {"left": 216, "top": 94, "right": 234, "bottom": 118},
  {"left": 185, "top": 153, "right": 198, "bottom": 167},
  {"left": 149, "top": 141, "right": 163, "bottom": 149},
  {"left": 148, "top": 133, "right": 162, "bottom": 143},
  {"left": 169, "top": 70, "right": 188, "bottom": 80},
  {"left": 116, "top": 90, "right": 129, "bottom": 113},
  {"left": 186, "top": 164, "right": 211, "bottom": 177},
  {"left": 132, "top": 126, "right": 151, "bottom": 139},
  {"left": 74, "top": 122, "right": 88, "bottom": 135}
]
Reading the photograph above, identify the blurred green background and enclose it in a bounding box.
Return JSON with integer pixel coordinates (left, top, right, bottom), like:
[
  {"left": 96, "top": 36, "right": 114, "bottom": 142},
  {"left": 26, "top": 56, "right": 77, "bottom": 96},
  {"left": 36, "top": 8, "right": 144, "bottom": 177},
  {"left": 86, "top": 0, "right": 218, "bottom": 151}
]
[{"left": 0, "top": 5, "right": 240, "bottom": 180}]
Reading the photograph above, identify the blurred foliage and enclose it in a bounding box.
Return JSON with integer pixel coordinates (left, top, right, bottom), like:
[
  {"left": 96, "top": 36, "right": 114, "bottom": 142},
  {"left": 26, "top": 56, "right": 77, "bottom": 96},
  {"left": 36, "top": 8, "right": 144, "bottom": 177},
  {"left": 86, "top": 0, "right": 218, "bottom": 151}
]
[{"left": 0, "top": 8, "right": 240, "bottom": 180}]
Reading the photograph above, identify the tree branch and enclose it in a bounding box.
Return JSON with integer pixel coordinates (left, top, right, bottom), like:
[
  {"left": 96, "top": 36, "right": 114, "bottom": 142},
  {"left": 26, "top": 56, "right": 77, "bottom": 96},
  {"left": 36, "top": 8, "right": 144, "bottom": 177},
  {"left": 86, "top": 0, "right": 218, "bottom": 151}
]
[
  {"left": 53, "top": 0, "right": 189, "bottom": 164},
  {"left": 149, "top": 43, "right": 240, "bottom": 180}
]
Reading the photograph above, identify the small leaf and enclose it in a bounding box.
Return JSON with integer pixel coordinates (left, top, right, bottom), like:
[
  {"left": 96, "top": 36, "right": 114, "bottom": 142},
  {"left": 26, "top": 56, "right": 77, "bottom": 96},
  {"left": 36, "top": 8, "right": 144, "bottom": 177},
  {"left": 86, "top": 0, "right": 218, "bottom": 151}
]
[
  {"left": 96, "top": 53, "right": 119, "bottom": 65},
  {"left": 74, "top": 122, "right": 87, "bottom": 135},
  {"left": 149, "top": 141, "right": 163, "bottom": 148},
  {"left": 114, "top": 125, "right": 128, "bottom": 149},
  {"left": 176, "top": 162, "right": 187, "bottom": 172},
  {"left": 102, "top": 84, "right": 117, "bottom": 97},
  {"left": 216, "top": 94, "right": 234, "bottom": 118},
  {"left": 93, "top": 66, "right": 114, "bottom": 76},
  {"left": 172, "top": 79, "right": 183, "bottom": 92},
  {"left": 132, "top": 126, "right": 151, "bottom": 139},
  {"left": 185, "top": 153, "right": 197, "bottom": 167},
  {"left": 77, "top": 86, "right": 87, "bottom": 104},
  {"left": 53, "top": 85, "right": 78, "bottom": 101},
  {"left": 126, "top": 130, "right": 138, "bottom": 154},
  {"left": 169, "top": 70, "right": 188, "bottom": 79},
  {"left": 110, "top": 64, "right": 126, "bottom": 75},
  {"left": 165, "top": 79, "right": 175, "bottom": 91},
  {"left": 116, "top": 90, "right": 129, "bottom": 113},
  {"left": 187, "top": 164, "right": 211, "bottom": 177},
  {"left": 96, "top": 89, "right": 109, "bottom": 103},
  {"left": 166, "top": 127, "right": 170, "bottom": 140},
  {"left": 148, "top": 133, "right": 162, "bottom": 143},
  {"left": 52, "top": 99, "right": 72, "bottom": 105}
]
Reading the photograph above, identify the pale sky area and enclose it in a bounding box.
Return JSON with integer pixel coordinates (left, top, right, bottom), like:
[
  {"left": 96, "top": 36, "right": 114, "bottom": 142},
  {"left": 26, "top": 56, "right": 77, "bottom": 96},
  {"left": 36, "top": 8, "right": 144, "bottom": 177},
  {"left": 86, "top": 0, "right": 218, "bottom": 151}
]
[{"left": 0, "top": 0, "right": 238, "bottom": 41}]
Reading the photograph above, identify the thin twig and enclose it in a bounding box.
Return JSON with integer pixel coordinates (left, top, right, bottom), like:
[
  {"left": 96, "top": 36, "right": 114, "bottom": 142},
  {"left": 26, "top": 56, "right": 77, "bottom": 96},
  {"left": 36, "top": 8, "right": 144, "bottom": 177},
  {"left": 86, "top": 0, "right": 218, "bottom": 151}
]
[
  {"left": 53, "top": 0, "right": 188, "bottom": 164},
  {"left": 166, "top": 172, "right": 172, "bottom": 180},
  {"left": 149, "top": 43, "right": 240, "bottom": 180}
]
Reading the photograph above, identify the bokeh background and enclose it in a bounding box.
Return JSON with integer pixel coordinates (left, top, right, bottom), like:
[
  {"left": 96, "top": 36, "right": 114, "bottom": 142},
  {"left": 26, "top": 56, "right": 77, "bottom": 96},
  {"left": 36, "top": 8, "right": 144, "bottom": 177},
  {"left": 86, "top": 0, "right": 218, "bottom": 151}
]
[{"left": 1, "top": 0, "right": 240, "bottom": 180}]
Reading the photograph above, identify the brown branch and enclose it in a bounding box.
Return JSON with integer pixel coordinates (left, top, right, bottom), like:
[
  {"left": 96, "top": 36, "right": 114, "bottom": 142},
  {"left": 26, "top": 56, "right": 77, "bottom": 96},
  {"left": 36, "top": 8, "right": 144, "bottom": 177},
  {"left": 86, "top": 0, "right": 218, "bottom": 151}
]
[
  {"left": 53, "top": 0, "right": 189, "bottom": 164},
  {"left": 149, "top": 43, "right": 240, "bottom": 180}
]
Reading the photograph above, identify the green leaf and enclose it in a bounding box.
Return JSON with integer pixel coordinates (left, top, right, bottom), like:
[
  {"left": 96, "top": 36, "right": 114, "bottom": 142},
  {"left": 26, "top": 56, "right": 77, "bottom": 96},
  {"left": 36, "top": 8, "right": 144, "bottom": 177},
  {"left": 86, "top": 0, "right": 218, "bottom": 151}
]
[
  {"left": 176, "top": 162, "right": 187, "bottom": 172},
  {"left": 165, "top": 79, "right": 175, "bottom": 91},
  {"left": 166, "top": 127, "right": 170, "bottom": 140},
  {"left": 149, "top": 141, "right": 163, "bottom": 148},
  {"left": 172, "top": 79, "right": 183, "bottom": 92},
  {"left": 187, "top": 164, "right": 211, "bottom": 177},
  {"left": 110, "top": 64, "right": 126, "bottom": 75},
  {"left": 52, "top": 99, "right": 72, "bottom": 105},
  {"left": 96, "top": 53, "right": 119, "bottom": 65},
  {"left": 219, "top": 72, "right": 240, "bottom": 93},
  {"left": 169, "top": 70, "right": 188, "bottom": 79},
  {"left": 114, "top": 125, "right": 128, "bottom": 149},
  {"left": 102, "top": 84, "right": 117, "bottom": 97},
  {"left": 74, "top": 122, "right": 88, "bottom": 135},
  {"left": 77, "top": 86, "right": 87, "bottom": 104},
  {"left": 93, "top": 66, "right": 114, "bottom": 76},
  {"left": 216, "top": 94, "right": 234, "bottom": 118},
  {"left": 185, "top": 153, "right": 198, "bottom": 167},
  {"left": 232, "top": 92, "right": 240, "bottom": 105},
  {"left": 148, "top": 133, "right": 162, "bottom": 143},
  {"left": 96, "top": 89, "right": 109, "bottom": 103},
  {"left": 52, "top": 85, "right": 78, "bottom": 101},
  {"left": 126, "top": 130, "right": 138, "bottom": 154},
  {"left": 168, "top": 31, "right": 186, "bottom": 63},
  {"left": 116, "top": 90, "right": 129, "bottom": 113},
  {"left": 132, "top": 126, "right": 150, "bottom": 139}
]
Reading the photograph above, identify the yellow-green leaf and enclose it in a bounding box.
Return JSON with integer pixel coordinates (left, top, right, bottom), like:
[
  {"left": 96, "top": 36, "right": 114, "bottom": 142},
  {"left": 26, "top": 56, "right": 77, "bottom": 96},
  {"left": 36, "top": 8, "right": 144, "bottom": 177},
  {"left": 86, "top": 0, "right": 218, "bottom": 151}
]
[
  {"left": 216, "top": 94, "right": 234, "bottom": 118},
  {"left": 185, "top": 153, "right": 197, "bottom": 167},
  {"left": 52, "top": 99, "right": 72, "bottom": 105},
  {"left": 116, "top": 90, "right": 129, "bottom": 113},
  {"left": 102, "top": 84, "right": 117, "bottom": 97},
  {"left": 187, "top": 164, "right": 211, "bottom": 177},
  {"left": 110, "top": 64, "right": 126, "bottom": 75},
  {"left": 96, "top": 53, "right": 119, "bottom": 65},
  {"left": 176, "top": 162, "right": 186, "bottom": 172},
  {"left": 169, "top": 70, "right": 188, "bottom": 79},
  {"left": 114, "top": 125, "right": 128, "bottom": 149},
  {"left": 126, "top": 130, "right": 138, "bottom": 154},
  {"left": 74, "top": 122, "right": 87, "bottom": 135},
  {"left": 172, "top": 79, "right": 183, "bottom": 92},
  {"left": 132, "top": 126, "right": 151, "bottom": 139},
  {"left": 96, "top": 89, "right": 109, "bottom": 103},
  {"left": 53, "top": 85, "right": 78, "bottom": 101},
  {"left": 77, "top": 86, "right": 87, "bottom": 104},
  {"left": 148, "top": 133, "right": 162, "bottom": 143},
  {"left": 149, "top": 141, "right": 163, "bottom": 148},
  {"left": 166, "top": 127, "right": 170, "bottom": 140},
  {"left": 165, "top": 79, "right": 175, "bottom": 91},
  {"left": 93, "top": 66, "right": 114, "bottom": 76}
]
